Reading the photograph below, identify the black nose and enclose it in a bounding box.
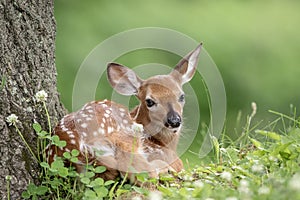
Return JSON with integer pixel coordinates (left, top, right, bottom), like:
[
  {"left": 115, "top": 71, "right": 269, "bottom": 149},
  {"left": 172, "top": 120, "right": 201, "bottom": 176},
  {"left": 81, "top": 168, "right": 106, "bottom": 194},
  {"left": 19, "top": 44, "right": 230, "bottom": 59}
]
[{"left": 166, "top": 112, "right": 181, "bottom": 128}]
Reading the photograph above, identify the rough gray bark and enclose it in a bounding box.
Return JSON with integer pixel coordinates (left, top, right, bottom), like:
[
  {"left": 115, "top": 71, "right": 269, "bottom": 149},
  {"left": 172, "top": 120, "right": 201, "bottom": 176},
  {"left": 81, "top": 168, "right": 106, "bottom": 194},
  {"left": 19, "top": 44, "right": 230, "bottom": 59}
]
[{"left": 0, "top": 0, "right": 66, "bottom": 199}]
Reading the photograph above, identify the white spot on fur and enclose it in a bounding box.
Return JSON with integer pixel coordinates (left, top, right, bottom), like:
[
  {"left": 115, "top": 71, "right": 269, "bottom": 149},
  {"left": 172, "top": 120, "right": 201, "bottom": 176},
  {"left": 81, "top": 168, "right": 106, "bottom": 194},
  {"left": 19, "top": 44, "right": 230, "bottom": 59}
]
[
  {"left": 104, "top": 113, "right": 109, "bottom": 118},
  {"left": 70, "top": 139, "right": 76, "bottom": 144},
  {"left": 100, "top": 123, "right": 105, "bottom": 128},
  {"left": 48, "top": 149, "right": 53, "bottom": 156},
  {"left": 69, "top": 134, "right": 75, "bottom": 138},
  {"left": 119, "top": 108, "right": 125, "bottom": 112},
  {"left": 61, "top": 126, "right": 68, "bottom": 132},
  {"left": 123, "top": 119, "right": 128, "bottom": 124},
  {"left": 93, "top": 131, "right": 98, "bottom": 136},
  {"left": 81, "top": 132, "right": 87, "bottom": 137},
  {"left": 107, "top": 126, "right": 114, "bottom": 134},
  {"left": 81, "top": 123, "right": 88, "bottom": 128},
  {"left": 98, "top": 128, "right": 105, "bottom": 134}
]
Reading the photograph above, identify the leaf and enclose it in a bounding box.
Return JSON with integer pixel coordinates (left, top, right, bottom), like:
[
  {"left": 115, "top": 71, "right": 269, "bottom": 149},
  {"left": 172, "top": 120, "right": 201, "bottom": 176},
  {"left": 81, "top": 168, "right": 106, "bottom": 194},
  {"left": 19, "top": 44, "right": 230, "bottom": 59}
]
[
  {"left": 33, "top": 123, "right": 42, "bottom": 133},
  {"left": 27, "top": 183, "right": 37, "bottom": 194},
  {"left": 271, "top": 142, "right": 293, "bottom": 157},
  {"left": 159, "top": 174, "right": 175, "bottom": 181},
  {"left": 63, "top": 152, "right": 71, "bottom": 159},
  {"left": 94, "top": 186, "right": 109, "bottom": 197},
  {"left": 40, "top": 162, "right": 50, "bottom": 169},
  {"left": 21, "top": 191, "right": 31, "bottom": 199},
  {"left": 37, "top": 130, "right": 48, "bottom": 137},
  {"left": 211, "top": 135, "right": 220, "bottom": 163},
  {"left": 116, "top": 188, "right": 129, "bottom": 197},
  {"left": 249, "top": 137, "right": 263, "bottom": 148},
  {"left": 70, "top": 157, "right": 78, "bottom": 163},
  {"left": 71, "top": 149, "right": 80, "bottom": 157},
  {"left": 136, "top": 172, "right": 149, "bottom": 182},
  {"left": 132, "top": 186, "right": 148, "bottom": 195},
  {"left": 104, "top": 180, "right": 115, "bottom": 186},
  {"left": 90, "top": 178, "right": 104, "bottom": 187},
  {"left": 51, "top": 135, "right": 60, "bottom": 143},
  {"left": 81, "top": 177, "right": 90, "bottom": 185},
  {"left": 84, "top": 189, "right": 97, "bottom": 198},
  {"left": 57, "top": 140, "right": 66, "bottom": 148},
  {"left": 51, "top": 159, "right": 64, "bottom": 169},
  {"left": 255, "top": 130, "right": 281, "bottom": 141},
  {"left": 95, "top": 166, "right": 106, "bottom": 173},
  {"left": 157, "top": 186, "right": 173, "bottom": 196},
  {"left": 58, "top": 167, "right": 68, "bottom": 177},
  {"left": 36, "top": 186, "right": 48, "bottom": 195},
  {"left": 85, "top": 171, "right": 95, "bottom": 178},
  {"left": 179, "top": 188, "right": 188, "bottom": 196}
]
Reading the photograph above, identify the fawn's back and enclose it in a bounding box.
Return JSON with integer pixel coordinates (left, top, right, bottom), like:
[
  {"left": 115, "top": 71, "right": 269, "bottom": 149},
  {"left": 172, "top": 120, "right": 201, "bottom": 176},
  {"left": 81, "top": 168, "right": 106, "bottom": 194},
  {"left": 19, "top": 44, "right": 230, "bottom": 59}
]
[{"left": 47, "top": 43, "right": 202, "bottom": 180}]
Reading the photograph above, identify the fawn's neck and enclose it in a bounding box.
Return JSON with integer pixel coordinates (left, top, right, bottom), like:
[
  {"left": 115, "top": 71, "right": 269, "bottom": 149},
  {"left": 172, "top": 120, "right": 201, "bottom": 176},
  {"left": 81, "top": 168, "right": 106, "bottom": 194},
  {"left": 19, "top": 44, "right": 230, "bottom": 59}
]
[{"left": 130, "top": 105, "right": 180, "bottom": 151}]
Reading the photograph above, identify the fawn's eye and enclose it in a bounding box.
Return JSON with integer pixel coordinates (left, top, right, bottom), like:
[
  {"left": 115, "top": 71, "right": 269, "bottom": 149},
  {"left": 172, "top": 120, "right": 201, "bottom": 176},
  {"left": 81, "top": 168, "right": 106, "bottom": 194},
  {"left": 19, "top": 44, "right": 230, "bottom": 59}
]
[
  {"left": 145, "top": 99, "right": 156, "bottom": 108},
  {"left": 179, "top": 94, "right": 185, "bottom": 102}
]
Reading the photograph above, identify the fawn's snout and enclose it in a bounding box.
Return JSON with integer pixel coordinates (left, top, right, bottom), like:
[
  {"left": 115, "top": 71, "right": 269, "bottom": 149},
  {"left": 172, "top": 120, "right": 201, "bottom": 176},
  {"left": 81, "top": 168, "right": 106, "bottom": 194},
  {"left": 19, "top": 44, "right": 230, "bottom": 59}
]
[{"left": 165, "top": 110, "right": 181, "bottom": 129}]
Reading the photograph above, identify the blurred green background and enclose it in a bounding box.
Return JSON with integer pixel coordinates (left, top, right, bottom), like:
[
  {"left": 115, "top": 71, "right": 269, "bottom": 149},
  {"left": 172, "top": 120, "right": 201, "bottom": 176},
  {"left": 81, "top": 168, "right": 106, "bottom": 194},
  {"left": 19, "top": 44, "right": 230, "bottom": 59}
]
[{"left": 54, "top": 0, "right": 300, "bottom": 163}]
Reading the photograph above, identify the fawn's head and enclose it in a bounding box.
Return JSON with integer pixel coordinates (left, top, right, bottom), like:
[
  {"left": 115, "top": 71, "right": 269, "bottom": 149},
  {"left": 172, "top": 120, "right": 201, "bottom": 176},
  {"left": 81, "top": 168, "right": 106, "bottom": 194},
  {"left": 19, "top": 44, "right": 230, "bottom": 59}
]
[{"left": 107, "top": 44, "right": 202, "bottom": 139}]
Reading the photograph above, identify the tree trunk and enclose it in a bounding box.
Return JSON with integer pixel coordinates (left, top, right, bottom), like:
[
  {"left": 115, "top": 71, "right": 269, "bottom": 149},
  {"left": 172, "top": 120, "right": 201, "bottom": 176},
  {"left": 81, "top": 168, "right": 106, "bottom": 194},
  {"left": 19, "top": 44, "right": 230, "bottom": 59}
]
[{"left": 0, "top": 0, "right": 66, "bottom": 198}]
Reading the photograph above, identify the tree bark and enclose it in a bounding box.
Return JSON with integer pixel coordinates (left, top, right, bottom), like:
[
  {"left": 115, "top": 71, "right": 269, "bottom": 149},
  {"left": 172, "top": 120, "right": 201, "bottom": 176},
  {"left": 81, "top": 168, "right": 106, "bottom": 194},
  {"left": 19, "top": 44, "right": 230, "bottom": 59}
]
[{"left": 0, "top": 0, "right": 66, "bottom": 199}]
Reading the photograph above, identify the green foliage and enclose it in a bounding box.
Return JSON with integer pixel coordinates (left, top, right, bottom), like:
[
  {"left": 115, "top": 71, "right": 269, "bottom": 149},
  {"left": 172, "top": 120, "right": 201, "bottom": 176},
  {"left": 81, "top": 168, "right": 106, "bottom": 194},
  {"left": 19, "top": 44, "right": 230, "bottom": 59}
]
[{"left": 13, "top": 92, "right": 300, "bottom": 199}]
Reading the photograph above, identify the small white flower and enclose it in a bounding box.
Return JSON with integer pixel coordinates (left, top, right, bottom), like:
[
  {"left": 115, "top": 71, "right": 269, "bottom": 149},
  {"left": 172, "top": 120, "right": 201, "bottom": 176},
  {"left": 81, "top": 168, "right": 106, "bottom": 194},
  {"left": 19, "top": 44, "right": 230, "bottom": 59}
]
[
  {"left": 193, "top": 180, "right": 204, "bottom": 188},
  {"left": 35, "top": 90, "right": 48, "bottom": 102},
  {"left": 258, "top": 185, "right": 270, "bottom": 195},
  {"left": 6, "top": 114, "right": 19, "bottom": 126},
  {"left": 221, "top": 171, "right": 232, "bottom": 181},
  {"left": 238, "top": 180, "right": 250, "bottom": 194},
  {"left": 225, "top": 197, "right": 238, "bottom": 200},
  {"left": 5, "top": 175, "right": 12, "bottom": 181},
  {"left": 131, "top": 196, "right": 142, "bottom": 200},
  {"left": 289, "top": 173, "right": 300, "bottom": 190},
  {"left": 132, "top": 122, "right": 144, "bottom": 133},
  {"left": 182, "top": 174, "right": 193, "bottom": 181},
  {"left": 148, "top": 191, "right": 162, "bottom": 200},
  {"left": 251, "top": 164, "right": 264, "bottom": 173}
]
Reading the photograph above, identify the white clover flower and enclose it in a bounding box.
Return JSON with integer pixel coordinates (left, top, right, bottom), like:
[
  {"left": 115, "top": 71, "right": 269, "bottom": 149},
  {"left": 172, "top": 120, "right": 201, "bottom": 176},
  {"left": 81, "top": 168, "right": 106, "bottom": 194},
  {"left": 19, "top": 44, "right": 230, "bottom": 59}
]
[
  {"left": 132, "top": 122, "right": 144, "bottom": 133},
  {"left": 258, "top": 185, "right": 270, "bottom": 195},
  {"left": 225, "top": 197, "right": 238, "bottom": 200},
  {"left": 221, "top": 171, "right": 232, "bottom": 181},
  {"left": 238, "top": 180, "right": 250, "bottom": 194},
  {"left": 193, "top": 180, "right": 204, "bottom": 188},
  {"left": 251, "top": 163, "right": 264, "bottom": 173},
  {"left": 149, "top": 191, "right": 162, "bottom": 200},
  {"left": 6, "top": 114, "right": 19, "bottom": 126},
  {"left": 182, "top": 174, "right": 193, "bottom": 181},
  {"left": 35, "top": 90, "right": 48, "bottom": 102},
  {"left": 131, "top": 196, "right": 142, "bottom": 200},
  {"left": 289, "top": 173, "right": 300, "bottom": 190}
]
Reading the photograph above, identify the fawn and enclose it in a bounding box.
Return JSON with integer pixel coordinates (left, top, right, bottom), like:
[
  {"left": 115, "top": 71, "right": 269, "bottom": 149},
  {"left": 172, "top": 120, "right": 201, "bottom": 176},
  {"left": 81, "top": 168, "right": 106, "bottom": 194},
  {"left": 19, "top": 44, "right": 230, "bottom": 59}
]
[{"left": 47, "top": 43, "right": 202, "bottom": 181}]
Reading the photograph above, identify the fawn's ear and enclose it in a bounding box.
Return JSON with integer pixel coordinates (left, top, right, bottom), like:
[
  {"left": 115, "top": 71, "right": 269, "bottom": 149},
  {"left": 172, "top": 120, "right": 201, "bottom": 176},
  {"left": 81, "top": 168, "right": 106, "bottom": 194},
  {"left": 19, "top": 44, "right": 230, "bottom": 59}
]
[
  {"left": 107, "top": 63, "right": 143, "bottom": 95},
  {"left": 171, "top": 43, "right": 202, "bottom": 85}
]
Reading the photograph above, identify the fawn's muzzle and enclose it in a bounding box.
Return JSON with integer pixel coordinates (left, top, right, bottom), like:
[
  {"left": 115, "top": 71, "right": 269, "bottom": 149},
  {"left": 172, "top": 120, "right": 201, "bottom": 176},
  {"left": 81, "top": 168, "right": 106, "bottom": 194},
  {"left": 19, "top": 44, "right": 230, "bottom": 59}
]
[{"left": 166, "top": 111, "right": 181, "bottom": 128}]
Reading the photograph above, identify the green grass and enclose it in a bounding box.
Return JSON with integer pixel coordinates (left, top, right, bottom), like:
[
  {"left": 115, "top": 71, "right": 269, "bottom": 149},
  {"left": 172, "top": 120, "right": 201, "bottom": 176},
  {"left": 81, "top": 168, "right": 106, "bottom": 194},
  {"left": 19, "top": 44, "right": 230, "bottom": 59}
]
[{"left": 12, "top": 99, "right": 300, "bottom": 199}]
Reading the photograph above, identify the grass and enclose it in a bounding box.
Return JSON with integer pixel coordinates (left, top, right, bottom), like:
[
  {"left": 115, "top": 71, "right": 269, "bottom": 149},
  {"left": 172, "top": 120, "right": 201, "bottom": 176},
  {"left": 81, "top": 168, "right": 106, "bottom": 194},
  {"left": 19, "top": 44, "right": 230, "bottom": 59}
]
[{"left": 8, "top": 96, "right": 300, "bottom": 199}]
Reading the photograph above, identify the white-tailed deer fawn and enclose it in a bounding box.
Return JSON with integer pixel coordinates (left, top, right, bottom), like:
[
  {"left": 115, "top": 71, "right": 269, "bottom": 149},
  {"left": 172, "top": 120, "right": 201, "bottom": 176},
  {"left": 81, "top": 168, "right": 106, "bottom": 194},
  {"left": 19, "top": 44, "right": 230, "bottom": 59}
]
[{"left": 47, "top": 43, "right": 202, "bottom": 181}]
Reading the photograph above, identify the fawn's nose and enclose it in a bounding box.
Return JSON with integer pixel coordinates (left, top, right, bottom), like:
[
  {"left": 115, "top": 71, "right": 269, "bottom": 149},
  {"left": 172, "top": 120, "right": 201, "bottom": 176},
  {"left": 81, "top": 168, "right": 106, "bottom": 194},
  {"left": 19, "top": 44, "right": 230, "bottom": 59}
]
[{"left": 166, "top": 112, "right": 181, "bottom": 128}]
